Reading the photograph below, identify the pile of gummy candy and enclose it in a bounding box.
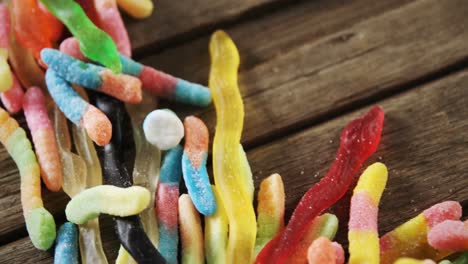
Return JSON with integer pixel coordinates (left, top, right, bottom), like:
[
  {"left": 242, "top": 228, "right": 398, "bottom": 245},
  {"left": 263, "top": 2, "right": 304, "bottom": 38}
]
[{"left": 0, "top": 0, "right": 466, "bottom": 264}]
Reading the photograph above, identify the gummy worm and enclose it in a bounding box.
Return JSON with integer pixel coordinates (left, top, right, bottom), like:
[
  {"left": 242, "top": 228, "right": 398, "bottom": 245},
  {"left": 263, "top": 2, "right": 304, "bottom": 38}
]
[
  {"left": 0, "top": 4, "right": 13, "bottom": 92},
  {"left": 41, "top": 49, "right": 142, "bottom": 103},
  {"left": 10, "top": 0, "right": 63, "bottom": 63},
  {"left": 209, "top": 30, "right": 257, "bottom": 263},
  {"left": 39, "top": 0, "right": 122, "bottom": 73},
  {"left": 287, "top": 213, "right": 339, "bottom": 263},
  {"left": 256, "top": 106, "right": 384, "bottom": 263},
  {"left": 45, "top": 69, "right": 112, "bottom": 146},
  {"left": 428, "top": 220, "right": 468, "bottom": 252},
  {"left": 380, "top": 201, "right": 462, "bottom": 263},
  {"left": 179, "top": 194, "right": 205, "bottom": 264},
  {"left": 239, "top": 144, "right": 254, "bottom": 201},
  {"left": 0, "top": 107, "right": 56, "bottom": 250},
  {"left": 156, "top": 145, "right": 183, "bottom": 264},
  {"left": 23, "top": 87, "right": 63, "bottom": 192},
  {"left": 116, "top": 0, "right": 154, "bottom": 19},
  {"left": 348, "top": 162, "right": 388, "bottom": 264},
  {"left": 1, "top": 73, "right": 24, "bottom": 114},
  {"left": 205, "top": 185, "right": 228, "bottom": 264},
  {"left": 394, "top": 258, "right": 436, "bottom": 264},
  {"left": 182, "top": 116, "right": 216, "bottom": 215},
  {"left": 254, "top": 173, "right": 285, "bottom": 256},
  {"left": 307, "top": 237, "right": 341, "bottom": 264},
  {"left": 54, "top": 222, "right": 79, "bottom": 264},
  {"left": 59, "top": 37, "right": 211, "bottom": 106},
  {"left": 65, "top": 185, "right": 150, "bottom": 224},
  {"left": 94, "top": 0, "right": 131, "bottom": 57},
  {"left": 91, "top": 92, "right": 166, "bottom": 263}
]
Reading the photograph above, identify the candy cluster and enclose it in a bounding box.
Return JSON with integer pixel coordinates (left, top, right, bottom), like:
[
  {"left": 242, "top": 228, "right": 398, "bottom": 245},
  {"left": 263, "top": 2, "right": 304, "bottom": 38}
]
[{"left": 0, "top": 1, "right": 466, "bottom": 264}]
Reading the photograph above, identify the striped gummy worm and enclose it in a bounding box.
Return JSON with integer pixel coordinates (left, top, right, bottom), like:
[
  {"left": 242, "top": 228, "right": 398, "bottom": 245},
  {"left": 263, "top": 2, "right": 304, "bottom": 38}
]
[
  {"left": 0, "top": 3, "right": 13, "bottom": 92},
  {"left": 41, "top": 48, "right": 141, "bottom": 103},
  {"left": 428, "top": 220, "right": 468, "bottom": 252},
  {"left": 182, "top": 116, "right": 216, "bottom": 215},
  {"left": 348, "top": 162, "right": 388, "bottom": 264},
  {"left": 59, "top": 37, "right": 211, "bottom": 106},
  {"left": 179, "top": 194, "right": 204, "bottom": 264},
  {"left": 45, "top": 69, "right": 112, "bottom": 146},
  {"left": 116, "top": 0, "right": 153, "bottom": 18},
  {"left": 307, "top": 237, "right": 344, "bottom": 264},
  {"left": 156, "top": 146, "right": 183, "bottom": 264},
  {"left": 254, "top": 173, "right": 285, "bottom": 257},
  {"left": 0, "top": 107, "right": 56, "bottom": 250},
  {"left": 1, "top": 73, "right": 24, "bottom": 114},
  {"left": 205, "top": 185, "right": 228, "bottom": 264},
  {"left": 65, "top": 185, "right": 151, "bottom": 225},
  {"left": 54, "top": 222, "right": 79, "bottom": 264},
  {"left": 380, "top": 201, "right": 462, "bottom": 263},
  {"left": 23, "top": 87, "right": 63, "bottom": 192}
]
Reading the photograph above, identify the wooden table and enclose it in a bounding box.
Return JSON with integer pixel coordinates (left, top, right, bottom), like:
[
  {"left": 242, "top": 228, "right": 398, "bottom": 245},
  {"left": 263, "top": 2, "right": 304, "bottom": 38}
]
[{"left": 1, "top": 0, "right": 467, "bottom": 262}]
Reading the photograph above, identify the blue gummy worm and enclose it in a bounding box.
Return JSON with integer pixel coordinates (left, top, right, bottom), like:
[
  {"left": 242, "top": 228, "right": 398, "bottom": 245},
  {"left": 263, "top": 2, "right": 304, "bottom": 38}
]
[
  {"left": 54, "top": 222, "right": 79, "bottom": 264},
  {"left": 158, "top": 226, "right": 178, "bottom": 264},
  {"left": 41, "top": 48, "right": 103, "bottom": 89},
  {"left": 119, "top": 54, "right": 144, "bottom": 76},
  {"left": 181, "top": 152, "right": 217, "bottom": 215},
  {"left": 160, "top": 145, "right": 183, "bottom": 184},
  {"left": 45, "top": 70, "right": 88, "bottom": 125},
  {"left": 174, "top": 79, "right": 212, "bottom": 107}
]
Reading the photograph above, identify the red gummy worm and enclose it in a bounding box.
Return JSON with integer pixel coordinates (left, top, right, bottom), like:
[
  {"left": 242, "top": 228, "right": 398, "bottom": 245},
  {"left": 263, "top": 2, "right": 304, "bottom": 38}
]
[{"left": 255, "top": 106, "right": 385, "bottom": 264}]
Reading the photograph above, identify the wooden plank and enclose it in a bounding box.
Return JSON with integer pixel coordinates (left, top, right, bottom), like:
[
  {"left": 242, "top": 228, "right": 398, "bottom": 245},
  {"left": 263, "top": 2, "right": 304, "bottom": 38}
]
[
  {"left": 0, "top": 0, "right": 419, "bottom": 241},
  {"left": 2, "top": 59, "right": 468, "bottom": 263},
  {"left": 125, "top": 0, "right": 289, "bottom": 54}
]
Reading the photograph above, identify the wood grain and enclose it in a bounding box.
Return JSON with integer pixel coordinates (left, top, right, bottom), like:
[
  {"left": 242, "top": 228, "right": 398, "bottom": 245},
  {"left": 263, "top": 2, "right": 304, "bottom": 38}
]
[
  {"left": 125, "top": 0, "right": 290, "bottom": 55},
  {"left": 2, "top": 60, "right": 468, "bottom": 264}
]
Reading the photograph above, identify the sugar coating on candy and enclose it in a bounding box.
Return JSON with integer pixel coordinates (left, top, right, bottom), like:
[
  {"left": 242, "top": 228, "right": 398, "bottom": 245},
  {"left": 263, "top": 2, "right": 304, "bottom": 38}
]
[
  {"left": 26, "top": 207, "right": 56, "bottom": 250},
  {"left": 255, "top": 173, "right": 285, "bottom": 256},
  {"left": 428, "top": 220, "right": 468, "bottom": 251},
  {"left": 65, "top": 185, "right": 150, "bottom": 224},
  {"left": 0, "top": 4, "right": 9, "bottom": 50},
  {"left": 423, "top": 201, "right": 462, "bottom": 228},
  {"left": 99, "top": 69, "right": 142, "bottom": 103},
  {"left": 174, "top": 79, "right": 212, "bottom": 107},
  {"left": 204, "top": 185, "right": 228, "bottom": 264},
  {"left": 24, "top": 87, "right": 63, "bottom": 192},
  {"left": 120, "top": 54, "right": 144, "bottom": 76},
  {"left": 209, "top": 30, "right": 256, "bottom": 264},
  {"left": 239, "top": 144, "right": 255, "bottom": 201},
  {"left": 1, "top": 74, "right": 24, "bottom": 114},
  {"left": 332, "top": 242, "right": 345, "bottom": 264},
  {"left": 116, "top": 0, "right": 154, "bottom": 18},
  {"left": 307, "top": 237, "right": 336, "bottom": 264},
  {"left": 179, "top": 194, "right": 205, "bottom": 264},
  {"left": 182, "top": 116, "right": 216, "bottom": 215},
  {"left": 143, "top": 109, "right": 184, "bottom": 150},
  {"left": 59, "top": 37, "right": 88, "bottom": 61},
  {"left": 257, "top": 106, "right": 384, "bottom": 264},
  {"left": 54, "top": 222, "right": 79, "bottom": 264},
  {"left": 40, "top": 0, "right": 122, "bottom": 73}
]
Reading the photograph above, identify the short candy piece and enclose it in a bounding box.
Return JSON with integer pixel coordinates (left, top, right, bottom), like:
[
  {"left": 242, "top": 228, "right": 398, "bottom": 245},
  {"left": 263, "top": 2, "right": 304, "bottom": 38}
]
[
  {"left": 182, "top": 116, "right": 216, "bottom": 215},
  {"left": 156, "top": 146, "right": 183, "bottom": 264},
  {"left": 394, "top": 258, "right": 437, "bottom": 264},
  {"left": 41, "top": 49, "right": 142, "bottom": 103},
  {"left": 306, "top": 237, "right": 336, "bottom": 264},
  {"left": 254, "top": 173, "right": 285, "bottom": 257},
  {"left": 349, "top": 162, "right": 388, "bottom": 264},
  {"left": 39, "top": 0, "right": 122, "bottom": 73},
  {"left": 204, "top": 185, "right": 228, "bottom": 264},
  {"left": 116, "top": 0, "right": 154, "bottom": 18},
  {"left": 428, "top": 220, "right": 468, "bottom": 252},
  {"left": 65, "top": 185, "right": 150, "bottom": 224},
  {"left": 54, "top": 222, "right": 79, "bottom": 264},
  {"left": 23, "top": 87, "right": 63, "bottom": 192},
  {"left": 380, "top": 201, "right": 462, "bottom": 264},
  {"left": 0, "top": 4, "right": 13, "bottom": 92},
  {"left": 45, "top": 69, "right": 112, "bottom": 146},
  {"left": 1, "top": 73, "right": 24, "bottom": 114},
  {"left": 143, "top": 109, "right": 184, "bottom": 150},
  {"left": 179, "top": 194, "right": 205, "bottom": 264},
  {"left": 0, "top": 108, "right": 56, "bottom": 250},
  {"left": 256, "top": 106, "right": 385, "bottom": 264}
]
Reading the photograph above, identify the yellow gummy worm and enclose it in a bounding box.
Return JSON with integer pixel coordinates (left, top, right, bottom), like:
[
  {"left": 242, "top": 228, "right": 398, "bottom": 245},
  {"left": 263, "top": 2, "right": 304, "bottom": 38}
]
[
  {"left": 205, "top": 185, "right": 228, "bottom": 264},
  {"left": 209, "top": 30, "right": 257, "bottom": 263},
  {"left": 239, "top": 144, "right": 254, "bottom": 201},
  {"left": 116, "top": 0, "right": 153, "bottom": 19},
  {"left": 0, "top": 108, "right": 56, "bottom": 250},
  {"left": 0, "top": 51, "right": 12, "bottom": 92},
  {"left": 348, "top": 162, "right": 388, "bottom": 264},
  {"left": 65, "top": 185, "right": 150, "bottom": 224}
]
